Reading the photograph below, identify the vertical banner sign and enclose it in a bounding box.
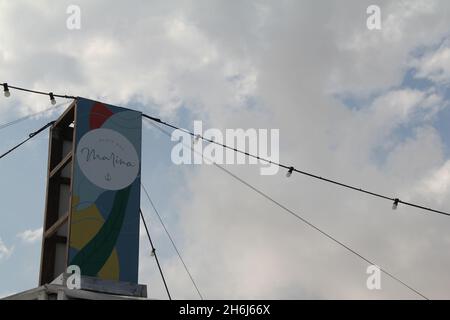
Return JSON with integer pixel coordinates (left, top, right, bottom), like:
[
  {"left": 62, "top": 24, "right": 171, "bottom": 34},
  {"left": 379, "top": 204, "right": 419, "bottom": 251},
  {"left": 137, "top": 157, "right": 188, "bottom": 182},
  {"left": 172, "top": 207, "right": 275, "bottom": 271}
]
[{"left": 69, "top": 98, "right": 142, "bottom": 283}]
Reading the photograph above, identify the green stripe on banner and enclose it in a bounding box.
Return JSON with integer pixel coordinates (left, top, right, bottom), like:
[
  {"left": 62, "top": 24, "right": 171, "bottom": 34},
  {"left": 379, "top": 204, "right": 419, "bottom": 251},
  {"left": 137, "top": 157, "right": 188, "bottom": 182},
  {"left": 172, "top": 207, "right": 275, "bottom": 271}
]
[{"left": 70, "top": 186, "right": 131, "bottom": 277}]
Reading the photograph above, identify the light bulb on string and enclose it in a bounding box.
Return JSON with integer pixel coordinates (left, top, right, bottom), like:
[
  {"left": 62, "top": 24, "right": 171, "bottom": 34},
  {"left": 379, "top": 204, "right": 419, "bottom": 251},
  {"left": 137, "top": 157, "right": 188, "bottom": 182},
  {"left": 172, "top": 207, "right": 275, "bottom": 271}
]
[
  {"left": 392, "top": 198, "right": 399, "bottom": 210},
  {"left": 3, "top": 83, "right": 10, "bottom": 97},
  {"left": 49, "top": 92, "right": 56, "bottom": 105},
  {"left": 286, "top": 167, "right": 294, "bottom": 178}
]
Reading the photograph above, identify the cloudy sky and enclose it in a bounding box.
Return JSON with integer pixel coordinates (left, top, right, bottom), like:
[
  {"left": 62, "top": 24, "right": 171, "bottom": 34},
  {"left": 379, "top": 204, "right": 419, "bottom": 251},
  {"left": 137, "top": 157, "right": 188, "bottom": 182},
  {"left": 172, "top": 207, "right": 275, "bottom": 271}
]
[{"left": 1, "top": 0, "right": 450, "bottom": 299}]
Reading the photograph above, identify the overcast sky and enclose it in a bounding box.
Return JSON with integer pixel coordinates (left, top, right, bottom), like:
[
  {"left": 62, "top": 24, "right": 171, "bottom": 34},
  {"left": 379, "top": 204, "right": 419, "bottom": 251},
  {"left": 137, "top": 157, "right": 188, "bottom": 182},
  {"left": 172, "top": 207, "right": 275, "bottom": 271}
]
[{"left": 1, "top": 0, "right": 450, "bottom": 299}]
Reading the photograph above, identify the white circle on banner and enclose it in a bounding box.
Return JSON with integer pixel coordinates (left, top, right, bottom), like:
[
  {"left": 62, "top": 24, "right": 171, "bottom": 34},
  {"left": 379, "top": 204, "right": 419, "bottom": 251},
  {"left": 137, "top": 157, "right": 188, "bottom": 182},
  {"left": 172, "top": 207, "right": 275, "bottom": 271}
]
[{"left": 76, "top": 128, "right": 139, "bottom": 190}]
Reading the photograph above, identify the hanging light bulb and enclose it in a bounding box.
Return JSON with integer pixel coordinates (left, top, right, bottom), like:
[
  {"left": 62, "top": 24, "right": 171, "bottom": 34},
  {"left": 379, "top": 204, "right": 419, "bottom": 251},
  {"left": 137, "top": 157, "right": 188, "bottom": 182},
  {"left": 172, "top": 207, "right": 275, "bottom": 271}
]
[
  {"left": 193, "top": 134, "right": 201, "bottom": 144},
  {"left": 3, "top": 83, "right": 10, "bottom": 97},
  {"left": 49, "top": 92, "right": 56, "bottom": 105},
  {"left": 392, "top": 198, "right": 399, "bottom": 210},
  {"left": 286, "top": 166, "right": 294, "bottom": 178},
  {"left": 150, "top": 248, "right": 156, "bottom": 257}
]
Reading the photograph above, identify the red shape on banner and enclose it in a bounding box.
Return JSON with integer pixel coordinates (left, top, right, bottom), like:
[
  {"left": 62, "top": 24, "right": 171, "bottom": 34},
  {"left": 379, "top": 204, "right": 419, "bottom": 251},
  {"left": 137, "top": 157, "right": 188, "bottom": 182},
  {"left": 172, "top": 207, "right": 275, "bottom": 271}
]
[{"left": 90, "top": 102, "right": 114, "bottom": 129}]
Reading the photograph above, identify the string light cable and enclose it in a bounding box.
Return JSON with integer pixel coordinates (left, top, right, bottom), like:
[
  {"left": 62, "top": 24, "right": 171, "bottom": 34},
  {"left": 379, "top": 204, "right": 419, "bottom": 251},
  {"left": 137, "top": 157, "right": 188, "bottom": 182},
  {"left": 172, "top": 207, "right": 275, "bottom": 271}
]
[
  {"left": 139, "top": 208, "right": 172, "bottom": 300},
  {"left": 1, "top": 82, "right": 448, "bottom": 217},
  {"left": 141, "top": 114, "right": 450, "bottom": 218},
  {"left": 0, "top": 121, "right": 55, "bottom": 160},
  {"left": 0, "top": 102, "right": 69, "bottom": 132},
  {"left": 2, "top": 82, "right": 76, "bottom": 101},
  {"left": 147, "top": 120, "right": 429, "bottom": 300},
  {"left": 0, "top": 82, "right": 435, "bottom": 299},
  {"left": 141, "top": 182, "right": 204, "bottom": 300},
  {"left": 2, "top": 83, "right": 450, "bottom": 216}
]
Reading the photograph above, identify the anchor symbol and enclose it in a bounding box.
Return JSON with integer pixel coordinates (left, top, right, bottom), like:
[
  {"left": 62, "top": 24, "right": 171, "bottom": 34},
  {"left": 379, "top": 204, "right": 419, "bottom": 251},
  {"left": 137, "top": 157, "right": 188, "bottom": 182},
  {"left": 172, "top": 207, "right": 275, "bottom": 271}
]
[{"left": 105, "top": 173, "right": 111, "bottom": 181}]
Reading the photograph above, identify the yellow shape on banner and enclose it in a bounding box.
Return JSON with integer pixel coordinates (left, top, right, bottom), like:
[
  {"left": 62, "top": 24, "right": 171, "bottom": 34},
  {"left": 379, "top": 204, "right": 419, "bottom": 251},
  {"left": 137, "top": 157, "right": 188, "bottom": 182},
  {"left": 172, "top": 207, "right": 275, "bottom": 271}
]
[
  {"left": 98, "top": 250, "right": 120, "bottom": 280},
  {"left": 69, "top": 195, "right": 120, "bottom": 280}
]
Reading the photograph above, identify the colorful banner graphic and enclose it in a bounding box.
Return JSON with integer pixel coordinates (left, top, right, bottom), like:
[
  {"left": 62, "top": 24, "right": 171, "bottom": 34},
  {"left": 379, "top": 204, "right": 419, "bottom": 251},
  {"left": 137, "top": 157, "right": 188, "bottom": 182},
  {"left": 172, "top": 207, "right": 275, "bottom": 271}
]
[{"left": 68, "top": 98, "right": 141, "bottom": 284}]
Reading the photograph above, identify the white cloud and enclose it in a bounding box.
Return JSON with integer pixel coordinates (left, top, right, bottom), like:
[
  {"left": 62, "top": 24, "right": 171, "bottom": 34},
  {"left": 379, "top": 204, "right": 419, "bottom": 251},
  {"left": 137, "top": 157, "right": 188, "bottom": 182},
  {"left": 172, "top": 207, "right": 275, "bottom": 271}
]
[
  {"left": 0, "top": 238, "right": 14, "bottom": 260},
  {"left": 16, "top": 228, "right": 43, "bottom": 244},
  {"left": 413, "top": 160, "right": 450, "bottom": 205},
  {"left": 414, "top": 42, "right": 450, "bottom": 84}
]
